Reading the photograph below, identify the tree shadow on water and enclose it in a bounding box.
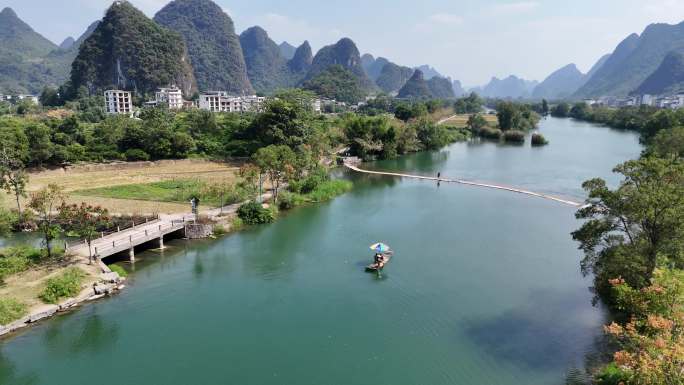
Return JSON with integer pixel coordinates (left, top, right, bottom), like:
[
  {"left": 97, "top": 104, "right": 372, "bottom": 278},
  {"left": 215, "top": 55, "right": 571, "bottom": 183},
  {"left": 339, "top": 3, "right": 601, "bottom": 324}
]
[
  {"left": 43, "top": 311, "right": 120, "bottom": 356},
  {"left": 0, "top": 352, "right": 39, "bottom": 385},
  {"left": 462, "top": 288, "right": 604, "bottom": 372}
]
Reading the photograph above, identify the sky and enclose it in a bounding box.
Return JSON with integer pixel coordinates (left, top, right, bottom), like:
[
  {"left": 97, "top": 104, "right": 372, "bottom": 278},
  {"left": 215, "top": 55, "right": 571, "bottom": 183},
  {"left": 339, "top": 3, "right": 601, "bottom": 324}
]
[{"left": 2, "top": 0, "right": 684, "bottom": 87}]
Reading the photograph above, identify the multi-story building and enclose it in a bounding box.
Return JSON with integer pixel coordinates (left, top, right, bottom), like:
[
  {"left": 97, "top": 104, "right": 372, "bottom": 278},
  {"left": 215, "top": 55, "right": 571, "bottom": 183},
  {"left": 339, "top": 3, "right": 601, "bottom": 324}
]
[
  {"left": 155, "top": 86, "right": 184, "bottom": 109},
  {"left": 104, "top": 90, "right": 133, "bottom": 115},
  {"left": 198, "top": 92, "right": 266, "bottom": 113}
]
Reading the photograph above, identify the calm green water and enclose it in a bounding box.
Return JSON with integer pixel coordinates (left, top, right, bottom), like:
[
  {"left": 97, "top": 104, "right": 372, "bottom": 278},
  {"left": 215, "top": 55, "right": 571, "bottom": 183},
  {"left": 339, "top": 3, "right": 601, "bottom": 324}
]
[{"left": 1, "top": 118, "right": 641, "bottom": 385}]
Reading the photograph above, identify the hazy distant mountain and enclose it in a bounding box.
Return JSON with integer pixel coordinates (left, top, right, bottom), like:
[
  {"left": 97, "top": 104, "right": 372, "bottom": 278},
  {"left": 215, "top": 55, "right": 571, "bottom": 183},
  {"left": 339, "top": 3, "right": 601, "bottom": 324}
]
[
  {"left": 585, "top": 53, "right": 611, "bottom": 83},
  {"left": 376, "top": 62, "right": 414, "bottom": 93},
  {"left": 59, "top": 37, "right": 75, "bottom": 50},
  {"left": 398, "top": 70, "right": 432, "bottom": 99},
  {"left": 414, "top": 65, "right": 442, "bottom": 79},
  {"left": 0, "top": 7, "right": 59, "bottom": 93},
  {"left": 576, "top": 21, "right": 684, "bottom": 97},
  {"left": 361, "top": 54, "right": 390, "bottom": 81},
  {"left": 155, "top": 0, "right": 253, "bottom": 94},
  {"left": 532, "top": 64, "right": 585, "bottom": 99},
  {"left": 635, "top": 51, "right": 684, "bottom": 95},
  {"left": 40, "top": 21, "right": 100, "bottom": 89},
  {"left": 240, "top": 26, "right": 292, "bottom": 93},
  {"left": 480, "top": 75, "right": 538, "bottom": 98},
  {"left": 279, "top": 41, "right": 297, "bottom": 60},
  {"left": 69, "top": 1, "right": 197, "bottom": 97},
  {"left": 452, "top": 80, "right": 465, "bottom": 97},
  {"left": 427, "top": 76, "right": 456, "bottom": 99},
  {"left": 307, "top": 38, "right": 375, "bottom": 90}
]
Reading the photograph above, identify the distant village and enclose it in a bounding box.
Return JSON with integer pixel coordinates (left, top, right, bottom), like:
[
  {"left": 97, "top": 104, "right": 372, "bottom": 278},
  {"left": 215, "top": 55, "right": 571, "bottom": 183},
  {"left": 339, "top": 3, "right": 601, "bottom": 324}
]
[
  {"left": 583, "top": 94, "right": 684, "bottom": 109},
  {"left": 5, "top": 87, "right": 684, "bottom": 115}
]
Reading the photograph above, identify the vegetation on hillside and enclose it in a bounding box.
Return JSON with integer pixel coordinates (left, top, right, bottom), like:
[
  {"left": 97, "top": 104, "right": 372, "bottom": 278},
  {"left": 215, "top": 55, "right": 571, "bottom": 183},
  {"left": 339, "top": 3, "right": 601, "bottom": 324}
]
[
  {"left": 69, "top": 1, "right": 197, "bottom": 99},
  {"left": 398, "top": 70, "right": 432, "bottom": 99},
  {"left": 239, "top": 26, "right": 292, "bottom": 94},
  {"left": 154, "top": 0, "right": 253, "bottom": 94},
  {"left": 302, "top": 65, "right": 366, "bottom": 104},
  {"left": 375, "top": 62, "right": 414, "bottom": 93}
]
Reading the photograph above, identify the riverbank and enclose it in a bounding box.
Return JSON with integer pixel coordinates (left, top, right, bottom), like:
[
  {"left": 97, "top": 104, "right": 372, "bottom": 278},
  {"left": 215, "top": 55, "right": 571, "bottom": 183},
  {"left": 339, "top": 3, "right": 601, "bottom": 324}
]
[{"left": 0, "top": 256, "right": 124, "bottom": 337}]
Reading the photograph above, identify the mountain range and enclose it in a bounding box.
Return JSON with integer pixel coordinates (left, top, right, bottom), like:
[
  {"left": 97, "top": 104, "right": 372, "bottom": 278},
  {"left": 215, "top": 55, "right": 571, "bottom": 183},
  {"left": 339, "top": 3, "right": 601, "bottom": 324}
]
[
  {"left": 0, "top": 1, "right": 464, "bottom": 101},
  {"left": 575, "top": 21, "right": 684, "bottom": 98},
  {"left": 4, "top": 1, "right": 683, "bottom": 101}
]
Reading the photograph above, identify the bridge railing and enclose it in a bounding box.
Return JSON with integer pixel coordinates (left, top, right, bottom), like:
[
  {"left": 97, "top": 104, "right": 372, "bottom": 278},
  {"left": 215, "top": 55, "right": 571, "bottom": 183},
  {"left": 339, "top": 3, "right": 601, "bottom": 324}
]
[
  {"left": 91, "top": 220, "right": 190, "bottom": 257},
  {"left": 65, "top": 216, "right": 161, "bottom": 250},
  {"left": 67, "top": 215, "right": 196, "bottom": 255}
]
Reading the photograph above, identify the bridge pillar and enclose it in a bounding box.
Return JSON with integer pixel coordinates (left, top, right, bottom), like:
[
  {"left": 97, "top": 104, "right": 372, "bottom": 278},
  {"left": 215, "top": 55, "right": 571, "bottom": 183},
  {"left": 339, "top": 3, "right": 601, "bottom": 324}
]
[
  {"left": 159, "top": 235, "right": 165, "bottom": 250},
  {"left": 129, "top": 247, "right": 135, "bottom": 263}
]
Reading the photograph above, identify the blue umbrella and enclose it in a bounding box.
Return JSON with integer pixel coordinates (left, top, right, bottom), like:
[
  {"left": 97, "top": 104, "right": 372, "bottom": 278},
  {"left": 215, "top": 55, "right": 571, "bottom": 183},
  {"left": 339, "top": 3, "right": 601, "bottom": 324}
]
[{"left": 370, "top": 243, "right": 391, "bottom": 253}]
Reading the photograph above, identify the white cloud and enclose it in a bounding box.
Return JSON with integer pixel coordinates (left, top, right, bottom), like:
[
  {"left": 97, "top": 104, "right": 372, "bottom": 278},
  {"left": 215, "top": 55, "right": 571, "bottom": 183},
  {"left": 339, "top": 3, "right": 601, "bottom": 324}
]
[{"left": 490, "top": 1, "right": 540, "bottom": 14}]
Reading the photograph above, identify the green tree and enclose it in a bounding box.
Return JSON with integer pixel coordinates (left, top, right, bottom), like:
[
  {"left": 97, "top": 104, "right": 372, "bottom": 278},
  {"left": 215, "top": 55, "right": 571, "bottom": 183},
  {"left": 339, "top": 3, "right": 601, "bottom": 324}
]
[
  {"left": 496, "top": 102, "right": 517, "bottom": 131},
  {"left": 551, "top": 103, "right": 570, "bottom": 118},
  {"left": 252, "top": 145, "right": 297, "bottom": 203},
  {"left": 39, "top": 87, "right": 62, "bottom": 107},
  {"left": 0, "top": 148, "right": 28, "bottom": 214},
  {"left": 59, "top": 202, "right": 111, "bottom": 263},
  {"left": 466, "top": 113, "right": 488, "bottom": 133},
  {"left": 541, "top": 99, "right": 549, "bottom": 116},
  {"left": 572, "top": 157, "right": 684, "bottom": 300},
  {"left": 28, "top": 184, "right": 66, "bottom": 259}
]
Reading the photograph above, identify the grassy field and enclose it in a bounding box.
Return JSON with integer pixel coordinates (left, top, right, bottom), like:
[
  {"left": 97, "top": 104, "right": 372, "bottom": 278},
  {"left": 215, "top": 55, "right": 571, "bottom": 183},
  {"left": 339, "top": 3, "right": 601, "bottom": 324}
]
[
  {"left": 440, "top": 113, "right": 499, "bottom": 128},
  {"left": 74, "top": 179, "right": 249, "bottom": 208},
  {"left": 1, "top": 159, "right": 242, "bottom": 215}
]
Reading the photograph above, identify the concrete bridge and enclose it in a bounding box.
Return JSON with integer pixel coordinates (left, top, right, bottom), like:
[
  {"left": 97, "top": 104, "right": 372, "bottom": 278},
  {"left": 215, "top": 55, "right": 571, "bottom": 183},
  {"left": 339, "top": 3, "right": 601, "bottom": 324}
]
[{"left": 67, "top": 216, "right": 193, "bottom": 262}]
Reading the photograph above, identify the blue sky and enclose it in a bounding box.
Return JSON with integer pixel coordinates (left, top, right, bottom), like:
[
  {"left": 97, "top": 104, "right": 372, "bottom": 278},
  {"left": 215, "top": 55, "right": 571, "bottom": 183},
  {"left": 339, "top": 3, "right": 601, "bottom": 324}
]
[{"left": 3, "top": 0, "right": 684, "bottom": 86}]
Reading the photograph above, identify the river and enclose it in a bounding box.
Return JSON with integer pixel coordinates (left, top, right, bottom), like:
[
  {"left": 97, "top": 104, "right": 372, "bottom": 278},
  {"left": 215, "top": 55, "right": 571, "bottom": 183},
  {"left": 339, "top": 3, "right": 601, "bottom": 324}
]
[{"left": 0, "top": 117, "right": 641, "bottom": 385}]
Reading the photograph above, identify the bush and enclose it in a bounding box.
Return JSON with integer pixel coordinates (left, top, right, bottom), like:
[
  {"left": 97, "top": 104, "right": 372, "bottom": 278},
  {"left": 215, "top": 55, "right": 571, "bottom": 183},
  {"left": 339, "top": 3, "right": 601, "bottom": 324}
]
[
  {"left": 279, "top": 192, "right": 307, "bottom": 210},
  {"left": 125, "top": 149, "right": 150, "bottom": 161},
  {"left": 40, "top": 267, "right": 86, "bottom": 304},
  {"left": 0, "top": 208, "right": 19, "bottom": 235},
  {"left": 0, "top": 246, "right": 44, "bottom": 283},
  {"left": 231, "top": 217, "right": 244, "bottom": 231},
  {"left": 478, "top": 127, "right": 503, "bottom": 140},
  {"left": 596, "top": 363, "right": 628, "bottom": 385},
  {"left": 306, "top": 180, "right": 353, "bottom": 202},
  {"left": 109, "top": 264, "right": 128, "bottom": 278},
  {"left": 237, "top": 201, "right": 275, "bottom": 225},
  {"left": 503, "top": 130, "right": 526, "bottom": 144},
  {"left": 212, "top": 224, "right": 227, "bottom": 236},
  {"left": 0, "top": 298, "right": 27, "bottom": 325},
  {"left": 531, "top": 133, "right": 549, "bottom": 146}
]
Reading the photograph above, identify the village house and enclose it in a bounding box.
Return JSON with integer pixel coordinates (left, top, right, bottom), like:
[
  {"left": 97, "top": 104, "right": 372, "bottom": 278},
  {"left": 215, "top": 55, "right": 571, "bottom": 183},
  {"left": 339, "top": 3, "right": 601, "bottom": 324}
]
[{"left": 104, "top": 90, "right": 134, "bottom": 115}]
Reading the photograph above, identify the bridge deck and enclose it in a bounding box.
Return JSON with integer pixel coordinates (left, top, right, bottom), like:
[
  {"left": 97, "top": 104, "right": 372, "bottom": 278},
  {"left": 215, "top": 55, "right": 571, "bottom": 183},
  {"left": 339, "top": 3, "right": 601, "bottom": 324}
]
[
  {"left": 67, "top": 218, "right": 189, "bottom": 259},
  {"left": 344, "top": 163, "right": 582, "bottom": 207}
]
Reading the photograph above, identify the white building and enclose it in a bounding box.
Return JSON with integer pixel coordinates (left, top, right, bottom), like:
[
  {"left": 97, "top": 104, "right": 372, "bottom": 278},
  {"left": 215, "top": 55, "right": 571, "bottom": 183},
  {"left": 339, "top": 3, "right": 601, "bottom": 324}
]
[
  {"left": 198, "top": 92, "right": 266, "bottom": 113},
  {"left": 155, "top": 86, "right": 184, "bottom": 109},
  {"left": 104, "top": 90, "right": 134, "bottom": 115},
  {"left": 17, "top": 95, "right": 39, "bottom": 105}
]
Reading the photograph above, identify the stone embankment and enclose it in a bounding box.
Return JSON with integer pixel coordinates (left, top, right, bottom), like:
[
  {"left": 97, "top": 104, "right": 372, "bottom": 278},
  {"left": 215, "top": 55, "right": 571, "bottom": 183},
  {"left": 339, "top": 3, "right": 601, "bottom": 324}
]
[{"left": 0, "top": 261, "right": 125, "bottom": 338}]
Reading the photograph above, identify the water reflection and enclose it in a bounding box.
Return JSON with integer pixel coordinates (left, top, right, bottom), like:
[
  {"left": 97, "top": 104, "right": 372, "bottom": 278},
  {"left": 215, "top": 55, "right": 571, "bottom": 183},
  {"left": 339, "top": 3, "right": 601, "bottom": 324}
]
[
  {"left": 43, "top": 311, "right": 119, "bottom": 355},
  {"left": 463, "top": 288, "right": 604, "bottom": 370},
  {"left": 0, "top": 352, "right": 38, "bottom": 385}
]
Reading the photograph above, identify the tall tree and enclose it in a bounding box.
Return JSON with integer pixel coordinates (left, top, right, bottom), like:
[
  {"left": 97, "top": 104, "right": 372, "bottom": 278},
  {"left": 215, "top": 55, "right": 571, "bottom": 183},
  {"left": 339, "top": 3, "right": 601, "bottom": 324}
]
[
  {"left": 252, "top": 145, "right": 296, "bottom": 203},
  {"left": 572, "top": 157, "right": 684, "bottom": 299},
  {"left": 59, "top": 202, "right": 111, "bottom": 263},
  {"left": 0, "top": 148, "right": 28, "bottom": 214},
  {"left": 28, "top": 184, "right": 66, "bottom": 258}
]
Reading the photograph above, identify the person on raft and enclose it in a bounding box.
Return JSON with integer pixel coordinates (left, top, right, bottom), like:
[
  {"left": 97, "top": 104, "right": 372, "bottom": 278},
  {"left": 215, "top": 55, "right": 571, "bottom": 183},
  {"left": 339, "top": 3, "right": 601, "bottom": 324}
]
[{"left": 373, "top": 253, "right": 385, "bottom": 268}]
